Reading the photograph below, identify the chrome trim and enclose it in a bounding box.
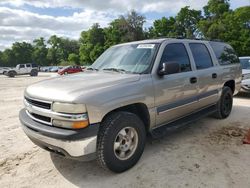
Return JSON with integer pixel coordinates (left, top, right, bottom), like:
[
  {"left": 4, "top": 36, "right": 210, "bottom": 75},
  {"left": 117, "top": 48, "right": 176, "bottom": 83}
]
[
  {"left": 24, "top": 99, "right": 88, "bottom": 123},
  {"left": 24, "top": 96, "right": 53, "bottom": 105},
  {"left": 198, "top": 93, "right": 218, "bottom": 101},
  {"left": 26, "top": 110, "right": 52, "bottom": 126},
  {"left": 22, "top": 124, "right": 97, "bottom": 157},
  {"left": 158, "top": 100, "right": 197, "bottom": 115}
]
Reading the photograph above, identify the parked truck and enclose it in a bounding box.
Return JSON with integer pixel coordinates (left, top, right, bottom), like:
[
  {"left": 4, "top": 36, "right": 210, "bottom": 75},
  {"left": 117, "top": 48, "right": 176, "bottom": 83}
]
[
  {"left": 19, "top": 38, "right": 241, "bottom": 173},
  {"left": 4, "top": 63, "right": 38, "bottom": 77}
]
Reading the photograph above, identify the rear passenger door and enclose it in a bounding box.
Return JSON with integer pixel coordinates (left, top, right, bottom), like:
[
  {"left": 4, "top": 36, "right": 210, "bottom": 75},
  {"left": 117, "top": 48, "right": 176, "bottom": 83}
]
[{"left": 188, "top": 43, "right": 220, "bottom": 108}]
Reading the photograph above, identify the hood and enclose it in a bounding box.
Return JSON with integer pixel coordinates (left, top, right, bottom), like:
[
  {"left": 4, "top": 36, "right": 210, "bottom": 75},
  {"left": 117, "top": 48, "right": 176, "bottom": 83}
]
[
  {"left": 242, "top": 69, "right": 250, "bottom": 75},
  {"left": 25, "top": 71, "right": 140, "bottom": 102}
]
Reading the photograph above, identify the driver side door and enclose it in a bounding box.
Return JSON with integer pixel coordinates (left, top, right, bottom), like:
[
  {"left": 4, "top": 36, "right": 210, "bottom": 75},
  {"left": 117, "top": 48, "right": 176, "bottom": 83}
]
[{"left": 153, "top": 42, "right": 200, "bottom": 126}]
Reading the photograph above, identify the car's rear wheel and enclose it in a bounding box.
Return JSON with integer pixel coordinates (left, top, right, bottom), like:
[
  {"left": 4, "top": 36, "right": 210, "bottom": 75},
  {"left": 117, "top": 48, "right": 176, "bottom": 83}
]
[
  {"left": 214, "top": 86, "right": 233, "bottom": 119},
  {"left": 97, "top": 111, "right": 146, "bottom": 173}
]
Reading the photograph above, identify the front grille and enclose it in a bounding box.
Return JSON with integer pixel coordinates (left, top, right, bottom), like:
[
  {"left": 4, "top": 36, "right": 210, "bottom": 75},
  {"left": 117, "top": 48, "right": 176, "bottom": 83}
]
[
  {"left": 25, "top": 97, "right": 51, "bottom": 109},
  {"left": 30, "top": 113, "right": 51, "bottom": 123}
]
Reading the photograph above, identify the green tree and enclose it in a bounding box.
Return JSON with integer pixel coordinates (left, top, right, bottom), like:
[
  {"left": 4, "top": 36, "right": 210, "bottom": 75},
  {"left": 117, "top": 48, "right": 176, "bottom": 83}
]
[
  {"left": 32, "top": 37, "right": 48, "bottom": 66},
  {"left": 68, "top": 53, "right": 79, "bottom": 65},
  {"left": 148, "top": 17, "right": 177, "bottom": 37},
  {"left": 175, "top": 6, "right": 202, "bottom": 38},
  {"left": 79, "top": 23, "right": 105, "bottom": 64},
  {"left": 104, "top": 10, "right": 146, "bottom": 48},
  {"left": 10, "top": 42, "right": 33, "bottom": 66},
  {"left": 47, "top": 35, "right": 64, "bottom": 65}
]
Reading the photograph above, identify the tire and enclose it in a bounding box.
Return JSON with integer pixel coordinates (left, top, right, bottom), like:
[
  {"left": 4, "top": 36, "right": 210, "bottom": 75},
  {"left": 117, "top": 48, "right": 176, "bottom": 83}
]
[
  {"left": 8, "top": 71, "right": 16, "bottom": 78},
  {"left": 97, "top": 111, "right": 146, "bottom": 173},
  {"left": 214, "top": 86, "right": 233, "bottom": 119},
  {"left": 30, "top": 69, "right": 38, "bottom": 76}
]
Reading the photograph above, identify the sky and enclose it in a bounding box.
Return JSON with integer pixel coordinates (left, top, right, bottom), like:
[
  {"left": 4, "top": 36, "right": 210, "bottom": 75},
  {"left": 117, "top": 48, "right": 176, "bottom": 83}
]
[{"left": 0, "top": 0, "right": 249, "bottom": 51}]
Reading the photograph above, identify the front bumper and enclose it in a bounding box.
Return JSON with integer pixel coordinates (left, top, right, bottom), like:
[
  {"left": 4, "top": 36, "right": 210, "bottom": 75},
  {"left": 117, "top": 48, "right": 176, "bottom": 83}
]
[{"left": 19, "top": 109, "right": 99, "bottom": 161}]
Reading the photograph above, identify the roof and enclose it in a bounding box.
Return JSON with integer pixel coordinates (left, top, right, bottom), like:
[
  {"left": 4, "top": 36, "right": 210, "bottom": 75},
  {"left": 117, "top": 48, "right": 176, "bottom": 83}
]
[{"left": 114, "top": 38, "right": 223, "bottom": 46}]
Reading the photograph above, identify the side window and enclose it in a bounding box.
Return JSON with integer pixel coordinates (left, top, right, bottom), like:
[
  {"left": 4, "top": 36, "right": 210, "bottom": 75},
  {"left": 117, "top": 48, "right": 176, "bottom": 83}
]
[
  {"left": 19, "top": 64, "right": 25, "bottom": 68},
  {"left": 26, "top": 64, "right": 31, "bottom": 68},
  {"left": 189, "top": 43, "right": 213, "bottom": 70},
  {"left": 160, "top": 43, "right": 191, "bottom": 74},
  {"left": 209, "top": 42, "right": 239, "bottom": 65}
]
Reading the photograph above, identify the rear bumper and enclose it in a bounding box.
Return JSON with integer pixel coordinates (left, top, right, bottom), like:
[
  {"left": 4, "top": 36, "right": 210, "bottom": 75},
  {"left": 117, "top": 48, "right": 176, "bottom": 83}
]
[{"left": 19, "top": 109, "right": 99, "bottom": 161}]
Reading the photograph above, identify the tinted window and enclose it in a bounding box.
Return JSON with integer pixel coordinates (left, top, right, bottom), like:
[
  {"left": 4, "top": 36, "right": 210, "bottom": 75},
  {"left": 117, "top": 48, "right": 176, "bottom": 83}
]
[
  {"left": 32, "top": 63, "right": 38, "bottom": 68},
  {"left": 26, "top": 64, "right": 31, "bottom": 68},
  {"left": 189, "top": 43, "right": 213, "bottom": 70},
  {"left": 19, "top": 64, "right": 25, "bottom": 68},
  {"left": 160, "top": 43, "right": 191, "bottom": 73},
  {"left": 240, "top": 58, "right": 250, "bottom": 69},
  {"left": 209, "top": 42, "right": 239, "bottom": 65}
]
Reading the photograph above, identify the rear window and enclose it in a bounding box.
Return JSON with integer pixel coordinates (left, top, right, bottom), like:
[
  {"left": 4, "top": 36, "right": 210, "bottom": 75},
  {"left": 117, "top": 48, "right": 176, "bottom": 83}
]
[{"left": 209, "top": 42, "right": 239, "bottom": 65}]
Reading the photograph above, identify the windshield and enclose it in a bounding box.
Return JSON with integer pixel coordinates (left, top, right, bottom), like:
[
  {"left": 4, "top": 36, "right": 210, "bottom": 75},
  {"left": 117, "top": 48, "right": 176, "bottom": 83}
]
[
  {"left": 240, "top": 58, "right": 250, "bottom": 69},
  {"left": 90, "top": 43, "right": 159, "bottom": 74}
]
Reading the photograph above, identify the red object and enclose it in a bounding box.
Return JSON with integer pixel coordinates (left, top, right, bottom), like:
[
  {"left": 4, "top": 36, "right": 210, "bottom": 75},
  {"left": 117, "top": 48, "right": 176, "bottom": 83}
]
[
  {"left": 58, "top": 66, "right": 83, "bottom": 75},
  {"left": 243, "top": 129, "right": 250, "bottom": 144}
]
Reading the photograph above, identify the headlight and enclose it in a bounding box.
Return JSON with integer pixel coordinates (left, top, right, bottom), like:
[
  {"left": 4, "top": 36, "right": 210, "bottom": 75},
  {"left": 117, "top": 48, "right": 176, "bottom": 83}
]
[
  {"left": 53, "top": 119, "right": 89, "bottom": 129},
  {"left": 52, "top": 102, "right": 87, "bottom": 113},
  {"left": 52, "top": 102, "right": 89, "bottom": 129}
]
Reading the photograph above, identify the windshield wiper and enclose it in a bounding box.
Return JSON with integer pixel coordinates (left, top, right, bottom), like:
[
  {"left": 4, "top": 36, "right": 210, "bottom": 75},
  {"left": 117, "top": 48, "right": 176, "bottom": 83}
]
[{"left": 103, "top": 68, "right": 128, "bottom": 73}]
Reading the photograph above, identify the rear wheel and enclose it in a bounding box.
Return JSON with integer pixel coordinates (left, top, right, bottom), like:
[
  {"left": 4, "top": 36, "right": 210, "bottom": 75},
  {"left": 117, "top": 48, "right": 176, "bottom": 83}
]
[
  {"left": 97, "top": 111, "right": 146, "bottom": 173},
  {"left": 30, "top": 69, "right": 38, "bottom": 76},
  {"left": 8, "top": 71, "right": 16, "bottom": 77},
  {"left": 214, "top": 86, "right": 233, "bottom": 119}
]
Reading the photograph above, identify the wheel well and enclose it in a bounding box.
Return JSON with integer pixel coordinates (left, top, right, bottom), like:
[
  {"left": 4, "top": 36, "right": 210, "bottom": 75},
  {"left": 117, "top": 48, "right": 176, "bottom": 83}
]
[
  {"left": 224, "top": 80, "right": 235, "bottom": 94},
  {"left": 102, "top": 103, "right": 150, "bottom": 132}
]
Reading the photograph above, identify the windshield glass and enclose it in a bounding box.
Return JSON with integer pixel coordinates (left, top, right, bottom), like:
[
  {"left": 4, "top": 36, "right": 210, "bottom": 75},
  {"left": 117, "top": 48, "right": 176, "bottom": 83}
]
[
  {"left": 240, "top": 58, "right": 250, "bottom": 69},
  {"left": 90, "top": 43, "right": 159, "bottom": 74}
]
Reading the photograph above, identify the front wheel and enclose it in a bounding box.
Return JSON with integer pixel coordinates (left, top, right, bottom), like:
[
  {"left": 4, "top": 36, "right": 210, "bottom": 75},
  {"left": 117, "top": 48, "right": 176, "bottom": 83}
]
[
  {"left": 214, "top": 86, "right": 233, "bottom": 119},
  {"left": 97, "top": 112, "right": 146, "bottom": 173}
]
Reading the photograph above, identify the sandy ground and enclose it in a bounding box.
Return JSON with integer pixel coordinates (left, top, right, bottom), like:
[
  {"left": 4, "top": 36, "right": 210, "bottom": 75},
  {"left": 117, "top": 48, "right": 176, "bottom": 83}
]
[{"left": 0, "top": 73, "right": 250, "bottom": 188}]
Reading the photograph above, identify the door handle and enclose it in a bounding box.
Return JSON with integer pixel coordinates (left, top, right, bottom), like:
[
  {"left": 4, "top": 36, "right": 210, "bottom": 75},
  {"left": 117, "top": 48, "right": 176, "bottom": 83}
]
[
  {"left": 190, "top": 77, "right": 197, "bottom": 84},
  {"left": 212, "top": 73, "right": 217, "bottom": 79}
]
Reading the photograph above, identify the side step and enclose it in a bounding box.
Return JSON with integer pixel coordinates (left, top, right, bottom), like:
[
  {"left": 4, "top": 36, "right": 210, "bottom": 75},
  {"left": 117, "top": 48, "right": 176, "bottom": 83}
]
[{"left": 150, "top": 105, "right": 217, "bottom": 139}]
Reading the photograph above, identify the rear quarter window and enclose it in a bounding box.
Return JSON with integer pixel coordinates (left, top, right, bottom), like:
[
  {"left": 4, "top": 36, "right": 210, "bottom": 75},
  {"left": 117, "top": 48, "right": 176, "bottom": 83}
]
[{"left": 209, "top": 42, "right": 239, "bottom": 65}]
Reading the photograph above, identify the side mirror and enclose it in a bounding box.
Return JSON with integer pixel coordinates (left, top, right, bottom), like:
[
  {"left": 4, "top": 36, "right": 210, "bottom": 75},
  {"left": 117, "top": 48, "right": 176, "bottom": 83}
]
[{"left": 158, "top": 62, "right": 180, "bottom": 76}]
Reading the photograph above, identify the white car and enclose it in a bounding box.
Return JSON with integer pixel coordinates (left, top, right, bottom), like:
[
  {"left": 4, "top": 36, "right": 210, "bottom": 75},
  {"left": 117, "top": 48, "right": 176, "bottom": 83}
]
[
  {"left": 0, "top": 67, "right": 10, "bottom": 74},
  {"left": 240, "top": 57, "right": 250, "bottom": 92}
]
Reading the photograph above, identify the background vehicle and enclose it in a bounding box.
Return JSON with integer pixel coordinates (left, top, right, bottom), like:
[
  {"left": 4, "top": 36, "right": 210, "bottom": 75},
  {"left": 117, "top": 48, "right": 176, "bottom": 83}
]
[
  {"left": 4, "top": 64, "right": 38, "bottom": 77},
  {"left": 50, "top": 66, "right": 59, "bottom": 72},
  {"left": 20, "top": 39, "right": 241, "bottom": 173},
  {"left": 58, "top": 65, "right": 83, "bottom": 75},
  {"left": 0, "top": 67, "right": 10, "bottom": 74},
  {"left": 240, "top": 57, "right": 250, "bottom": 92}
]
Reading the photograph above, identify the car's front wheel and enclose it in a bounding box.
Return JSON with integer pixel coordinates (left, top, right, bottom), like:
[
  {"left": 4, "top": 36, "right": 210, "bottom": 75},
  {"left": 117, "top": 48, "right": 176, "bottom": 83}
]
[{"left": 97, "top": 111, "right": 146, "bottom": 173}]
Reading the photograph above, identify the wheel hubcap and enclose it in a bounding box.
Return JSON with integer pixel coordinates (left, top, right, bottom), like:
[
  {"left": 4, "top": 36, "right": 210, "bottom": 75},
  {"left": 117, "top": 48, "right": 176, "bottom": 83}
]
[{"left": 113, "top": 127, "right": 138, "bottom": 160}]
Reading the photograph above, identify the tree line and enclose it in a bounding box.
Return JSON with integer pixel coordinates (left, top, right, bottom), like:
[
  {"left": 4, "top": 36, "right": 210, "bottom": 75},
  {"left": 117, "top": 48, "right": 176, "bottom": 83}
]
[{"left": 0, "top": 0, "right": 249, "bottom": 67}]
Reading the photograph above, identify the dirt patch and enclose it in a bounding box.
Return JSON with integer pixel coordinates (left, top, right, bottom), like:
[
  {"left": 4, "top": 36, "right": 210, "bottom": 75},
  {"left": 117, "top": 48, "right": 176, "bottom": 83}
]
[{"left": 207, "top": 125, "right": 248, "bottom": 145}]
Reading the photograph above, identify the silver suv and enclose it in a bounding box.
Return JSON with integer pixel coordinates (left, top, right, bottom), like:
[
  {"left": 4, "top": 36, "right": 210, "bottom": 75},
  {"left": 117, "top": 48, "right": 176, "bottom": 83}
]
[{"left": 19, "top": 39, "right": 241, "bottom": 172}]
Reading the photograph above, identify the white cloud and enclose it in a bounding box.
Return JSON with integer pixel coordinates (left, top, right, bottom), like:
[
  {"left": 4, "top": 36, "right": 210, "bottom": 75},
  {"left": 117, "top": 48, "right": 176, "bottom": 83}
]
[
  {"left": 0, "top": 6, "right": 116, "bottom": 50},
  {"left": 0, "top": 0, "right": 210, "bottom": 13}
]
